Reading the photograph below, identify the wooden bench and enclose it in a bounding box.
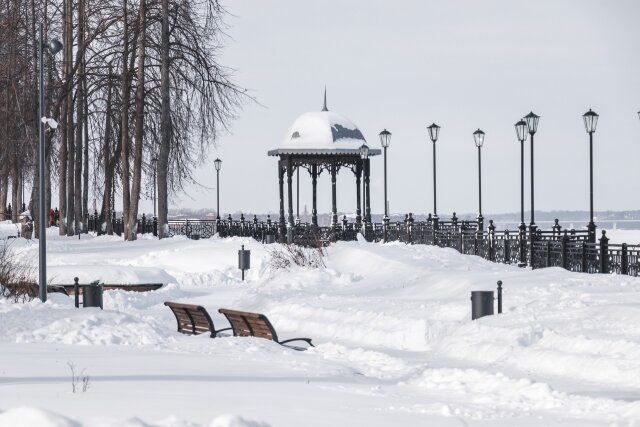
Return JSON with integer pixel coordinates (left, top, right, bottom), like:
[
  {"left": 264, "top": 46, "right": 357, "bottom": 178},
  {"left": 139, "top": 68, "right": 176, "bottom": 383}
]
[
  {"left": 218, "top": 308, "right": 314, "bottom": 351},
  {"left": 164, "top": 302, "right": 231, "bottom": 338}
]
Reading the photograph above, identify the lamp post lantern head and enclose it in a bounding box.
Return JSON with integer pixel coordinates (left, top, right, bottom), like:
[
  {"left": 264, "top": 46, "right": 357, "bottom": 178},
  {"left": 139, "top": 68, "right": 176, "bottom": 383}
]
[
  {"left": 48, "top": 39, "right": 63, "bottom": 55},
  {"left": 524, "top": 111, "right": 540, "bottom": 135},
  {"left": 359, "top": 143, "right": 369, "bottom": 160},
  {"left": 473, "top": 128, "right": 485, "bottom": 148},
  {"left": 582, "top": 109, "right": 599, "bottom": 134},
  {"left": 214, "top": 158, "right": 222, "bottom": 171},
  {"left": 427, "top": 123, "right": 440, "bottom": 143},
  {"left": 379, "top": 129, "right": 391, "bottom": 148},
  {"left": 515, "top": 119, "right": 527, "bottom": 142}
]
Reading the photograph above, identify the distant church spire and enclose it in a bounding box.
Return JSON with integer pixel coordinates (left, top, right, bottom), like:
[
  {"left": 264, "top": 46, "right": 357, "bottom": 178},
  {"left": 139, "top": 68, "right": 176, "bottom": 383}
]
[{"left": 321, "top": 86, "right": 328, "bottom": 111}]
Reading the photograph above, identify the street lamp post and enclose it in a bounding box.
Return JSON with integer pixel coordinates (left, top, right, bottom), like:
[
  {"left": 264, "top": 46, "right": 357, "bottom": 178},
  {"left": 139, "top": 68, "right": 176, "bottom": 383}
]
[
  {"left": 524, "top": 111, "right": 540, "bottom": 267},
  {"left": 37, "top": 24, "right": 63, "bottom": 302},
  {"left": 473, "top": 129, "right": 485, "bottom": 230},
  {"left": 583, "top": 109, "right": 599, "bottom": 243},
  {"left": 427, "top": 123, "right": 440, "bottom": 229},
  {"left": 214, "top": 158, "right": 222, "bottom": 220},
  {"left": 379, "top": 129, "right": 391, "bottom": 242},
  {"left": 515, "top": 119, "right": 528, "bottom": 267}
]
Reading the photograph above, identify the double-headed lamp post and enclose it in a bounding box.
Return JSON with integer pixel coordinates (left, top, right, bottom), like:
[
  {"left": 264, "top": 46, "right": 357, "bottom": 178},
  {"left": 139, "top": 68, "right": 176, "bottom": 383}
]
[
  {"left": 524, "top": 112, "right": 540, "bottom": 227},
  {"left": 583, "top": 109, "right": 599, "bottom": 243},
  {"left": 524, "top": 111, "right": 540, "bottom": 267},
  {"left": 38, "top": 24, "right": 63, "bottom": 303},
  {"left": 214, "top": 158, "right": 222, "bottom": 220},
  {"left": 380, "top": 129, "right": 391, "bottom": 242},
  {"left": 359, "top": 143, "right": 370, "bottom": 227},
  {"left": 427, "top": 123, "right": 440, "bottom": 227},
  {"left": 515, "top": 119, "right": 528, "bottom": 267},
  {"left": 473, "top": 129, "right": 485, "bottom": 229}
]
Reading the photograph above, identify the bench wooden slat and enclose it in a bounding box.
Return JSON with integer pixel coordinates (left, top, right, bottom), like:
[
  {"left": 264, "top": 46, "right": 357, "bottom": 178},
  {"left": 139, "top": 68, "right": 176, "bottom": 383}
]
[
  {"left": 218, "top": 308, "right": 313, "bottom": 351},
  {"left": 164, "top": 301, "right": 230, "bottom": 338}
]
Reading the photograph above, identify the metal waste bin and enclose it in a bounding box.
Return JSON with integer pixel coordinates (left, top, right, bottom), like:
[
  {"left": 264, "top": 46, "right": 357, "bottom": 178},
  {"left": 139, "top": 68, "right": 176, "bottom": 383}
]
[
  {"left": 238, "top": 245, "right": 250, "bottom": 280},
  {"left": 191, "top": 234, "right": 200, "bottom": 240},
  {"left": 265, "top": 234, "right": 275, "bottom": 244},
  {"left": 471, "top": 290, "right": 494, "bottom": 320},
  {"left": 82, "top": 284, "right": 103, "bottom": 309}
]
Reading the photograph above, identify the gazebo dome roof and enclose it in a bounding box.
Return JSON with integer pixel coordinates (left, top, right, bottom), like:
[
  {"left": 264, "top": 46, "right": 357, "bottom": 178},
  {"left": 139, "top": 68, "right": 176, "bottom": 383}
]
[
  {"left": 268, "top": 91, "right": 380, "bottom": 157},
  {"left": 278, "top": 110, "right": 366, "bottom": 151}
]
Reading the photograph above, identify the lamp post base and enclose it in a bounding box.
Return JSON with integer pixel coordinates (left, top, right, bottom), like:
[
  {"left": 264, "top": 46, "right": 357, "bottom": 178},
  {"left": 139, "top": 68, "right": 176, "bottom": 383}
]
[{"left": 587, "top": 221, "right": 597, "bottom": 243}]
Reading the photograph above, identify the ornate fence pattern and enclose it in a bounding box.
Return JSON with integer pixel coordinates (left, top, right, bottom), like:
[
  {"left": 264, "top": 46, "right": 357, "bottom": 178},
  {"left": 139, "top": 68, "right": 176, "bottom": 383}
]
[{"left": 85, "top": 211, "right": 639, "bottom": 278}]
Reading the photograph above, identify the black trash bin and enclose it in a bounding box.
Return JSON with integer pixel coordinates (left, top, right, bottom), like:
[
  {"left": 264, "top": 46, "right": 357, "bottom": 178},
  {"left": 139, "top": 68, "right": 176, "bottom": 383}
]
[
  {"left": 265, "top": 234, "right": 275, "bottom": 244},
  {"left": 82, "top": 284, "right": 103, "bottom": 309},
  {"left": 471, "top": 290, "right": 494, "bottom": 320}
]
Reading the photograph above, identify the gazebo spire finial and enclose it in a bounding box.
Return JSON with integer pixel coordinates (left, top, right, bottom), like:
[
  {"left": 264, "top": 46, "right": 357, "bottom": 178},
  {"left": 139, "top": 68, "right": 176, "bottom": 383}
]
[{"left": 322, "top": 86, "right": 328, "bottom": 112}]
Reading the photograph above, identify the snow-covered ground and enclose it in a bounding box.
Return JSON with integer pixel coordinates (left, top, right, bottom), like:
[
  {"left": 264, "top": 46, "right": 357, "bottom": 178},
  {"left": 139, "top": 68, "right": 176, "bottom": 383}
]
[{"left": 0, "top": 224, "right": 639, "bottom": 426}]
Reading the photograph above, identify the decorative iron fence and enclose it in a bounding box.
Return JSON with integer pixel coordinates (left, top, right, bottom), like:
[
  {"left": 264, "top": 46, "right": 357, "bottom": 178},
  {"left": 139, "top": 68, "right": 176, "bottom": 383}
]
[{"left": 84, "top": 210, "right": 639, "bottom": 278}]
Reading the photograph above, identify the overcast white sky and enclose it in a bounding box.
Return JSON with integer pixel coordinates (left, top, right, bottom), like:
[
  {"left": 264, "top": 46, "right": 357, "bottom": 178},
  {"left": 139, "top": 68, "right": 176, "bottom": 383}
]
[{"left": 168, "top": 0, "right": 640, "bottom": 218}]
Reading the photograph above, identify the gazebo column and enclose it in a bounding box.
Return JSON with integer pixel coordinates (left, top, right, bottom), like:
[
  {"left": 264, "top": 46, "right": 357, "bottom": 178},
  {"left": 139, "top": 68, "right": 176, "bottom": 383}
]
[
  {"left": 287, "top": 158, "right": 294, "bottom": 227},
  {"left": 355, "top": 163, "right": 362, "bottom": 225},
  {"left": 331, "top": 164, "right": 338, "bottom": 226},
  {"left": 365, "top": 158, "right": 371, "bottom": 222},
  {"left": 311, "top": 164, "right": 318, "bottom": 226},
  {"left": 278, "top": 159, "right": 286, "bottom": 242}
]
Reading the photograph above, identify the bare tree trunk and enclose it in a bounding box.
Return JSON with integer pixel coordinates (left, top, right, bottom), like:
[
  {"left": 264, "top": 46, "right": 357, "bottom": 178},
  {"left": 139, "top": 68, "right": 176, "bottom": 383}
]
[
  {"left": 119, "top": 0, "right": 132, "bottom": 240},
  {"left": 82, "top": 57, "right": 89, "bottom": 232},
  {"left": 74, "top": 0, "right": 85, "bottom": 235},
  {"left": 101, "top": 68, "right": 114, "bottom": 235},
  {"left": 58, "top": 0, "right": 71, "bottom": 235},
  {"left": 128, "top": 0, "right": 146, "bottom": 242},
  {"left": 11, "top": 169, "right": 18, "bottom": 222},
  {"left": 157, "top": 0, "right": 170, "bottom": 239},
  {"left": 0, "top": 177, "right": 6, "bottom": 219}
]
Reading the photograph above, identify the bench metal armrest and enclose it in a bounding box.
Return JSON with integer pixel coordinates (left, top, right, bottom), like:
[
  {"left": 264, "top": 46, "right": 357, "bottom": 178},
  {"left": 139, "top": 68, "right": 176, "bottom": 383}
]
[
  {"left": 214, "top": 327, "right": 232, "bottom": 334},
  {"left": 278, "top": 338, "right": 314, "bottom": 347}
]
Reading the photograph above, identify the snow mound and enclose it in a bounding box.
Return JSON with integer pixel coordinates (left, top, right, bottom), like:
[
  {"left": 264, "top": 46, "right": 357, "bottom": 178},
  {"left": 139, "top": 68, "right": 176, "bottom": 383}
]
[
  {"left": 313, "top": 343, "right": 416, "bottom": 379},
  {"left": 16, "top": 311, "right": 172, "bottom": 347},
  {"left": 209, "top": 415, "right": 271, "bottom": 427},
  {"left": 0, "top": 407, "right": 79, "bottom": 427}
]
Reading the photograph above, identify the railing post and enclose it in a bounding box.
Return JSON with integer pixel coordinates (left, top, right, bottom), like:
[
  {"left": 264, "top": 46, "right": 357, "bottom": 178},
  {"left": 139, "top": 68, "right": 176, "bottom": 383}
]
[
  {"left": 408, "top": 213, "right": 414, "bottom": 244},
  {"left": 552, "top": 218, "right": 561, "bottom": 239},
  {"left": 153, "top": 216, "right": 158, "bottom": 236},
  {"left": 504, "top": 230, "right": 510, "bottom": 264},
  {"left": 488, "top": 220, "right": 495, "bottom": 262},
  {"left": 581, "top": 241, "right": 587, "bottom": 273},
  {"left": 528, "top": 224, "right": 538, "bottom": 267},
  {"left": 621, "top": 243, "right": 628, "bottom": 275},
  {"left": 560, "top": 230, "right": 568, "bottom": 270},
  {"left": 518, "top": 222, "right": 527, "bottom": 267},
  {"left": 474, "top": 228, "right": 479, "bottom": 256},
  {"left": 599, "top": 230, "right": 609, "bottom": 274},
  {"left": 542, "top": 240, "right": 549, "bottom": 269}
]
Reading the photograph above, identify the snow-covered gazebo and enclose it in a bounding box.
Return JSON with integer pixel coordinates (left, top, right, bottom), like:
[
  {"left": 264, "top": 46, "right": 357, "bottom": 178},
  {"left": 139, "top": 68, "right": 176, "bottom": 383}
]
[{"left": 268, "top": 93, "right": 381, "bottom": 241}]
